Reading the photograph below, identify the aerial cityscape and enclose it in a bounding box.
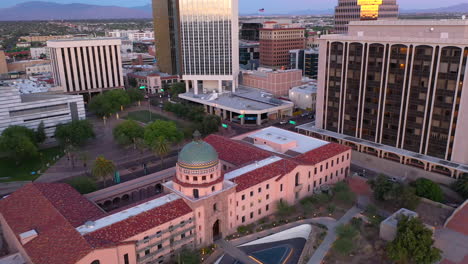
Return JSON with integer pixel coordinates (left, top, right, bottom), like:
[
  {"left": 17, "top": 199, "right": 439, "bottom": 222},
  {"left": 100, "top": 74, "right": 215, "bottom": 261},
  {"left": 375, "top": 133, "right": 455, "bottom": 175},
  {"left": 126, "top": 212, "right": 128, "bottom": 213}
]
[{"left": 0, "top": 0, "right": 467, "bottom": 264}]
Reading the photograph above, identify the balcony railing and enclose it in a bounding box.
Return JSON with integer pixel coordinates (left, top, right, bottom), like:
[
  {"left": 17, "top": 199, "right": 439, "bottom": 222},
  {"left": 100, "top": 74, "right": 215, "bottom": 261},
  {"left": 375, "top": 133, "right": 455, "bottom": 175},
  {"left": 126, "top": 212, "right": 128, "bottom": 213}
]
[
  {"left": 136, "top": 226, "right": 195, "bottom": 254},
  {"left": 136, "top": 219, "right": 193, "bottom": 246},
  {"left": 137, "top": 234, "right": 195, "bottom": 263}
]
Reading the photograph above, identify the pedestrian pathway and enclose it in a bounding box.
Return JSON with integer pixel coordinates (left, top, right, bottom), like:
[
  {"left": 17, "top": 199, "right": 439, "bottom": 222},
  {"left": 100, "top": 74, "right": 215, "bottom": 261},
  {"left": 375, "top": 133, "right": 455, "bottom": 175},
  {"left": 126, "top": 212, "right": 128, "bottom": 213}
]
[
  {"left": 215, "top": 239, "right": 257, "bottom": 264},
  {"left": 307, "top": 206, "right": 361, "bottom": 264}
]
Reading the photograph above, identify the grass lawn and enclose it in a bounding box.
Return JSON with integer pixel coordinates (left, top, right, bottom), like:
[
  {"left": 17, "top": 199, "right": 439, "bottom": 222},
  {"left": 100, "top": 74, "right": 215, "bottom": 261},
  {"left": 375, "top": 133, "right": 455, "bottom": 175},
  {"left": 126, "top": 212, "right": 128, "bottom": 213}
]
[
  {"left": 124, "top": 110, "right": 189, "bottom": 131},
  {"left": 0, "top": 146, "right": 64, "bottom": 182},
  {"left": 124, "top": 110, "right": 171, "bottom": 124}
]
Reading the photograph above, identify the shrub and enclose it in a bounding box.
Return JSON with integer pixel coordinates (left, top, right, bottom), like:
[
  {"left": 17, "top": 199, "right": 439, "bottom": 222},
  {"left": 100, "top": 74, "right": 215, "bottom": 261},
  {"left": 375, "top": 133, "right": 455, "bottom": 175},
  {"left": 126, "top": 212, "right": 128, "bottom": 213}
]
[
  {"left": 333, "top": 237, "right": 355, "bottom": 256},
  {"left": 451, "top": 175, "right": 468, "bottom": 199},
  {"left": 335, "top": 224, "right": 358, "bottom": 239},
  {"left": 412, "top": 178, "right": 443, "bottom": 202},
  {"left": 66, "top": 176, "right": 97, "bottom": 194}
]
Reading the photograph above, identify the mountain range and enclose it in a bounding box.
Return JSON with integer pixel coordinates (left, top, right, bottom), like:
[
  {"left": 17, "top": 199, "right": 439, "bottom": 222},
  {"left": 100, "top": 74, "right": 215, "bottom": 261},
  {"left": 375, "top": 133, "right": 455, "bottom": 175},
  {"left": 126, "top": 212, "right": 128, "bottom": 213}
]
[
  {"left": 0, "top": 1, "right": 152, "bottom": 21},
  {"left": 1, "top": 1, "right": 468, "bottom": 21}
]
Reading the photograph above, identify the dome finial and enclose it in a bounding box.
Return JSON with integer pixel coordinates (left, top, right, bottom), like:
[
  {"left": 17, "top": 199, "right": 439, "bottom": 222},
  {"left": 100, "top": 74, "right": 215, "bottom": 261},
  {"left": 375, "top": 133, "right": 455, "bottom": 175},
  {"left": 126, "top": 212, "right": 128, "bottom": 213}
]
[{"left": 193, "top": 130, "right": 202, "bottom": 141}]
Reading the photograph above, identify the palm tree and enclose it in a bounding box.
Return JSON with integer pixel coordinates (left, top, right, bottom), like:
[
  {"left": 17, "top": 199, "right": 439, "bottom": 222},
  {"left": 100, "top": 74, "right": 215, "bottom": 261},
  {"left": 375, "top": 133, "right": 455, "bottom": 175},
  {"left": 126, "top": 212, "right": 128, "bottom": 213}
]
[
  {"left": 152, "top": 137, "right": 170, "bottom": 167},
  {"left": 92, "top": 156, "right": 116, "bottom": 188}
]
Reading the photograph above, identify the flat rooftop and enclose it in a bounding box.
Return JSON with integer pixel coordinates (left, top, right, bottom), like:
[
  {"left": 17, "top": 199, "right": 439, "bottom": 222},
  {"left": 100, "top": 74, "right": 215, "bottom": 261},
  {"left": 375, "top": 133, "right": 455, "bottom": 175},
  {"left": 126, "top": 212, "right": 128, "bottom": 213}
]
[
  {"left": 76, "top": 193, "right": 180, "bottom": 235},
  {"left": 296, "top": 122, "right": 468, "bottom": 173},
  {"left": 225, "top": 156, "right": 282, "bottom": 180},
  {"left": 245, "top": 126, "right": 329, "bottom": 155},
  {"left": 179, "top": 86, "right": 293, "bottom": 113}
]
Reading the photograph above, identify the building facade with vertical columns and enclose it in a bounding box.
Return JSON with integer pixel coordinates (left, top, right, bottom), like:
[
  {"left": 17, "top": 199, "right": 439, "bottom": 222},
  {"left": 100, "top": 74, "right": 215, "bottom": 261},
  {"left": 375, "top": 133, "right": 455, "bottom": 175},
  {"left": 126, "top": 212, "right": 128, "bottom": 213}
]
[
  {"left": 315, "top": 20, "right": 468, "bottom": 176},
  {"left": 47, "top": 38, "right": 124, "bottom": 98},
  {"left": 179, "top": 0, "right": 239, "bottom": 95}
]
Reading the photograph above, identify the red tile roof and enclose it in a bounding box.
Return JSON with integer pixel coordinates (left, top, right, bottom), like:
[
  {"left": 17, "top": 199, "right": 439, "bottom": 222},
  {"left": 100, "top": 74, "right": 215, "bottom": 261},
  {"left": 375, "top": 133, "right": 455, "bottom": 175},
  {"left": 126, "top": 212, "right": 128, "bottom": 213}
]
[
  {"left": 295, "top": 143, "right": 351, "bottom": 165},
  {"left": 205, "top": 134, "right": 271, "bottom": 166},
  {"left": 34, "top": 183, "right": 106, "bottom": 227},
  {"left": 446, "top": 200, "right": 468, "bottom": 236},
  {"left": 0, "top": 183, "right": 96, "bottom": 264},
  {"left": 232, "top": 159, "right": 298, "bottom": 191},
  {"left": 84, "top": 198, "right": 192, "bottom": 247}
]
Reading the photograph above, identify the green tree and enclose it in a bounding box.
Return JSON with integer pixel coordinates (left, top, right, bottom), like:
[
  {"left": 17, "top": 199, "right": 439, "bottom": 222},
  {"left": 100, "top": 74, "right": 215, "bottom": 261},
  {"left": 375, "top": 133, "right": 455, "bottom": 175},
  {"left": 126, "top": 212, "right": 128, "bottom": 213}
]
[
  {"left": 451, "top": 175, "right": 468, "bottom": 199},
  {"left": 128, "top": 77, "right": 138, "bottom": 88},
  {"left": 412, "top": 178, "right": 443, "bottom": 202},
  {"left": 333, "top": 224, "right": 359, "bottom": 256},
  {"left": 333, "top": 181, "right": 356, "bottom": 204},
  {"left": 88, "top": 89, "right": 131, "bottom": 117},
  {"left": 0, "top": 133, "right": 38, "bottom": 164},
  {"left": 55, "top": 120, "right": 95, "bottom": 147},
  {"left": 387, "top": 216, "right": 442, "bottom": 264},
  {"left": 169, "top": 82, "right": 186, "bottom": 97},
  {"left": 152, "top": 136, "right": 170, "bottom": 166},
  {"left": 276, "top": 200, "right": 295, "bottom": 218},
  {"left": 35, "top": 121, "right": 46, "bottom": 143},
  {"left": 67, "top": 176, "right": 97, "bottom": 194},
  {"left": 126, "top": 88, "right": 144, "bottom": 103},
  {"left": 200, "top": 115, "right": 221, "bottom": 135},
  {"left": 91, "top": 156, "right": 116, "bottom": 187},
  {"left": 144, "top": 120, "right": 183, "bottom": 146},
  {"left": 0, "top": 126, "right": 39, "bottom": 163},
  {"left": 368, "top": 174, "right": 396, "bottom": 201},
  {"left": 396, "top": 185, "right": 420, "bottom": 210},
  {"left": 113, "top": 120, "right": 144, "bottom": 149}
]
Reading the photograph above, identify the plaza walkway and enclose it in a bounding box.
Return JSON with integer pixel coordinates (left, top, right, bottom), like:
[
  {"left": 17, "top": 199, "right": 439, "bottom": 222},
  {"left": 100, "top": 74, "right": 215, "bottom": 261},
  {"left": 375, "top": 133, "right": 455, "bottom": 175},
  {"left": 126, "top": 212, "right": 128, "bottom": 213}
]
[
  {"left": 204, "top": 206, "right": 360, "bottom": 264},
  {"left": 307, "top": 206, "right": 361, "bottom": 264}
]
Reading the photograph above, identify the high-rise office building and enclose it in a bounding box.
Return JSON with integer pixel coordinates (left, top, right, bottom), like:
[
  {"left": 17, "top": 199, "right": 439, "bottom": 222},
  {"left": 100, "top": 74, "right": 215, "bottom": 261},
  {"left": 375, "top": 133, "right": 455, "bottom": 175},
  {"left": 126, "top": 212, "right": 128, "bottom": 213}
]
[
  {"left": 179, "top": 0, "right": 239, "bottom": 94},
  {"left": 0, "top": 50, "right": 7, "bottom": 74},
  {"left": 334, "top": 0, "right": 398, "bottom": 34},
  {"left": 290, "top": 48, "right": 319, "bottom": 79},
  {"left": 313, "top": 20, "right": 468, "bottom": 178},
  {"left": 153, "top": 0, "right": 181, "bottom": 75},
  {"left": 47, "top": 38, "right": 124, "bottom": 97},
  {"left": 260, "top": 27, "right": 305, "bottom": 69}
]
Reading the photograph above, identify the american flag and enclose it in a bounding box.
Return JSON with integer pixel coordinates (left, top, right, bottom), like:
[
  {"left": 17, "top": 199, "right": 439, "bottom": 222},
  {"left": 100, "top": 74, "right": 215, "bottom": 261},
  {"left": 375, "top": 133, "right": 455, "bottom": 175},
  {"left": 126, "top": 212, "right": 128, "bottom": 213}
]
[{"left": 259, "top": 8, "right": 265, "bottom": 12}]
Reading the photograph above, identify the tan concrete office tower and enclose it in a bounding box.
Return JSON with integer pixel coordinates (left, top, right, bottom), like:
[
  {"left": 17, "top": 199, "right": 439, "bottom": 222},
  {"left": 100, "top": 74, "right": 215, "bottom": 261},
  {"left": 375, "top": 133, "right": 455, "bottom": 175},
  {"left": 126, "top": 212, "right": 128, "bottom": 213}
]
[
  {"left": 179, "top": 0, "right": 239, "bottom": 94},
  {"left": 47, "top": 38, "right": 124, "bottom": 98},
  {"left": 153, "top": 0, "right": 181, "bottom": 75},
  {"left": 334, "top": 0, "right": 399, "bottom": 33},
  {"left": 314, "top": 20, "right": 468, "bottom": 178},
  {"left": 0, "top": 50, "right": 7, "bottom": 74}
]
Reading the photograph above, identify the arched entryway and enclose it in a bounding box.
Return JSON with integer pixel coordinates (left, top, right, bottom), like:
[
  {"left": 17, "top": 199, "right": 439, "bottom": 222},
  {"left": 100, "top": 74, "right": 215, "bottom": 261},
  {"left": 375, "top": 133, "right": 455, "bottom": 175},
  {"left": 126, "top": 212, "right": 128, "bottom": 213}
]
[{"left": 213, "top": 220, "right": 221, "bottom": 241}]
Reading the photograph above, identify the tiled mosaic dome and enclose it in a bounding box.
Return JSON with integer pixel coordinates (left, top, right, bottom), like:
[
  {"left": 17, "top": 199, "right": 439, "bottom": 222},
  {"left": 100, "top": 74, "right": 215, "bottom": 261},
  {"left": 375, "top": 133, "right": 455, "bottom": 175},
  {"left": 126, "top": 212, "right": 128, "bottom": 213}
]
[{"left": 178, "top": 132, "right": 219, "bottom": 170}]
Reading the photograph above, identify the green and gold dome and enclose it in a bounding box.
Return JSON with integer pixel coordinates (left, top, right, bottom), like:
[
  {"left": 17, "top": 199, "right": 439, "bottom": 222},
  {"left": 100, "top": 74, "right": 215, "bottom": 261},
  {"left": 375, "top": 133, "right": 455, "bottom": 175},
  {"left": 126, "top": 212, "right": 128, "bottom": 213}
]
[{"left": 178, "top": 131, "right": 219, "bottom": 170}]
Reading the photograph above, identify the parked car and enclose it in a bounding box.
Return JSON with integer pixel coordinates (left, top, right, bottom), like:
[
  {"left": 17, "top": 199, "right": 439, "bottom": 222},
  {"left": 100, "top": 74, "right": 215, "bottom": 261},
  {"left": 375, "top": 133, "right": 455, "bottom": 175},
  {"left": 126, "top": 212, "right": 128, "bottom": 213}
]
[{"left": 279, "top": 120, "right": 288, "bottom": 125}]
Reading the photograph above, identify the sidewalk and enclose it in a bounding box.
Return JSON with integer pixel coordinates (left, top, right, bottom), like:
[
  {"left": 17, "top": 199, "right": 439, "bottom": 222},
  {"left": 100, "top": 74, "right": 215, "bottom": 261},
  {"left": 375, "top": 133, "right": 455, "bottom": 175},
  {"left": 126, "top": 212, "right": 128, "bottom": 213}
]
[{"left": 307, "top": 206, "right": 361, "bottom": 264}]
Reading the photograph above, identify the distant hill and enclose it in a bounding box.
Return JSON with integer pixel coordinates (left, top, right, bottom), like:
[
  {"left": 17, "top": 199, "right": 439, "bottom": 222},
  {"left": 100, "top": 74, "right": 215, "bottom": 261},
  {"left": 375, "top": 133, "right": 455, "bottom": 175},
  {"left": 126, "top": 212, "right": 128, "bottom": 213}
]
[
  {"left": 0, "top": 1, "right": 152, "bottom": 21},
  {"left": 402, "top": 3, "right": 468, "bottom": 14},
  {"left": 131, "top": 4, "right": 152, "bottom": 12}
]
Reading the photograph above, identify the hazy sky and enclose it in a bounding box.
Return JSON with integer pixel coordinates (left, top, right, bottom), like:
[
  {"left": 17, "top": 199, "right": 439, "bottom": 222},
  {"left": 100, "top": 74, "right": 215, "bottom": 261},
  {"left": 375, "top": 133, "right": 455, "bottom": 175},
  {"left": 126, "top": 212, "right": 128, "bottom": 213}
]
[{"left": 1, "top": 0, "right": 466, "bottom": 13}]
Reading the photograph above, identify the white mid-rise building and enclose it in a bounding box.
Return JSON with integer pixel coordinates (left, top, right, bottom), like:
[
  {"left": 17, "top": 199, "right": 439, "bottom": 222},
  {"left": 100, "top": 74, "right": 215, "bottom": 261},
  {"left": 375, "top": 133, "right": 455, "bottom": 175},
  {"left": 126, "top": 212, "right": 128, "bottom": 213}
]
[
  {"left": 179, "top": 0, "right": 239, "bottom": 94},
  {"left": 30, "top": 47, "right": 51, "bottom": 59},
  {"left": 107, "top": 30, "right": 154, "bottom": 41},
  {"left": 47, "top": 38, "right": 124, "bottom": 96},
  {"left": 289, "top": 82, "right": 317, "bottom": 111},
  {"left": 0, "top": 84, "right": 85, "bottom": 140}
]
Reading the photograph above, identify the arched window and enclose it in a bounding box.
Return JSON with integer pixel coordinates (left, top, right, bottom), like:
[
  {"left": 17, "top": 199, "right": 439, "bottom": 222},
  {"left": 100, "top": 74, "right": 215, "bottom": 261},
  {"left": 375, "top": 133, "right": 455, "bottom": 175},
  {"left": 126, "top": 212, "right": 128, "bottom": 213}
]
[
  {"left": 193, "top": 189, "right": 199, "bottom": 198},
  {"left": 91, "top": 260, "right": 100, "bottom": 264},
  {"left": 295, "top": 173, "right": 300, "bottom": 186},
  {"left": 211, "top": 186, "right": 215, "bottom": 192}
]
